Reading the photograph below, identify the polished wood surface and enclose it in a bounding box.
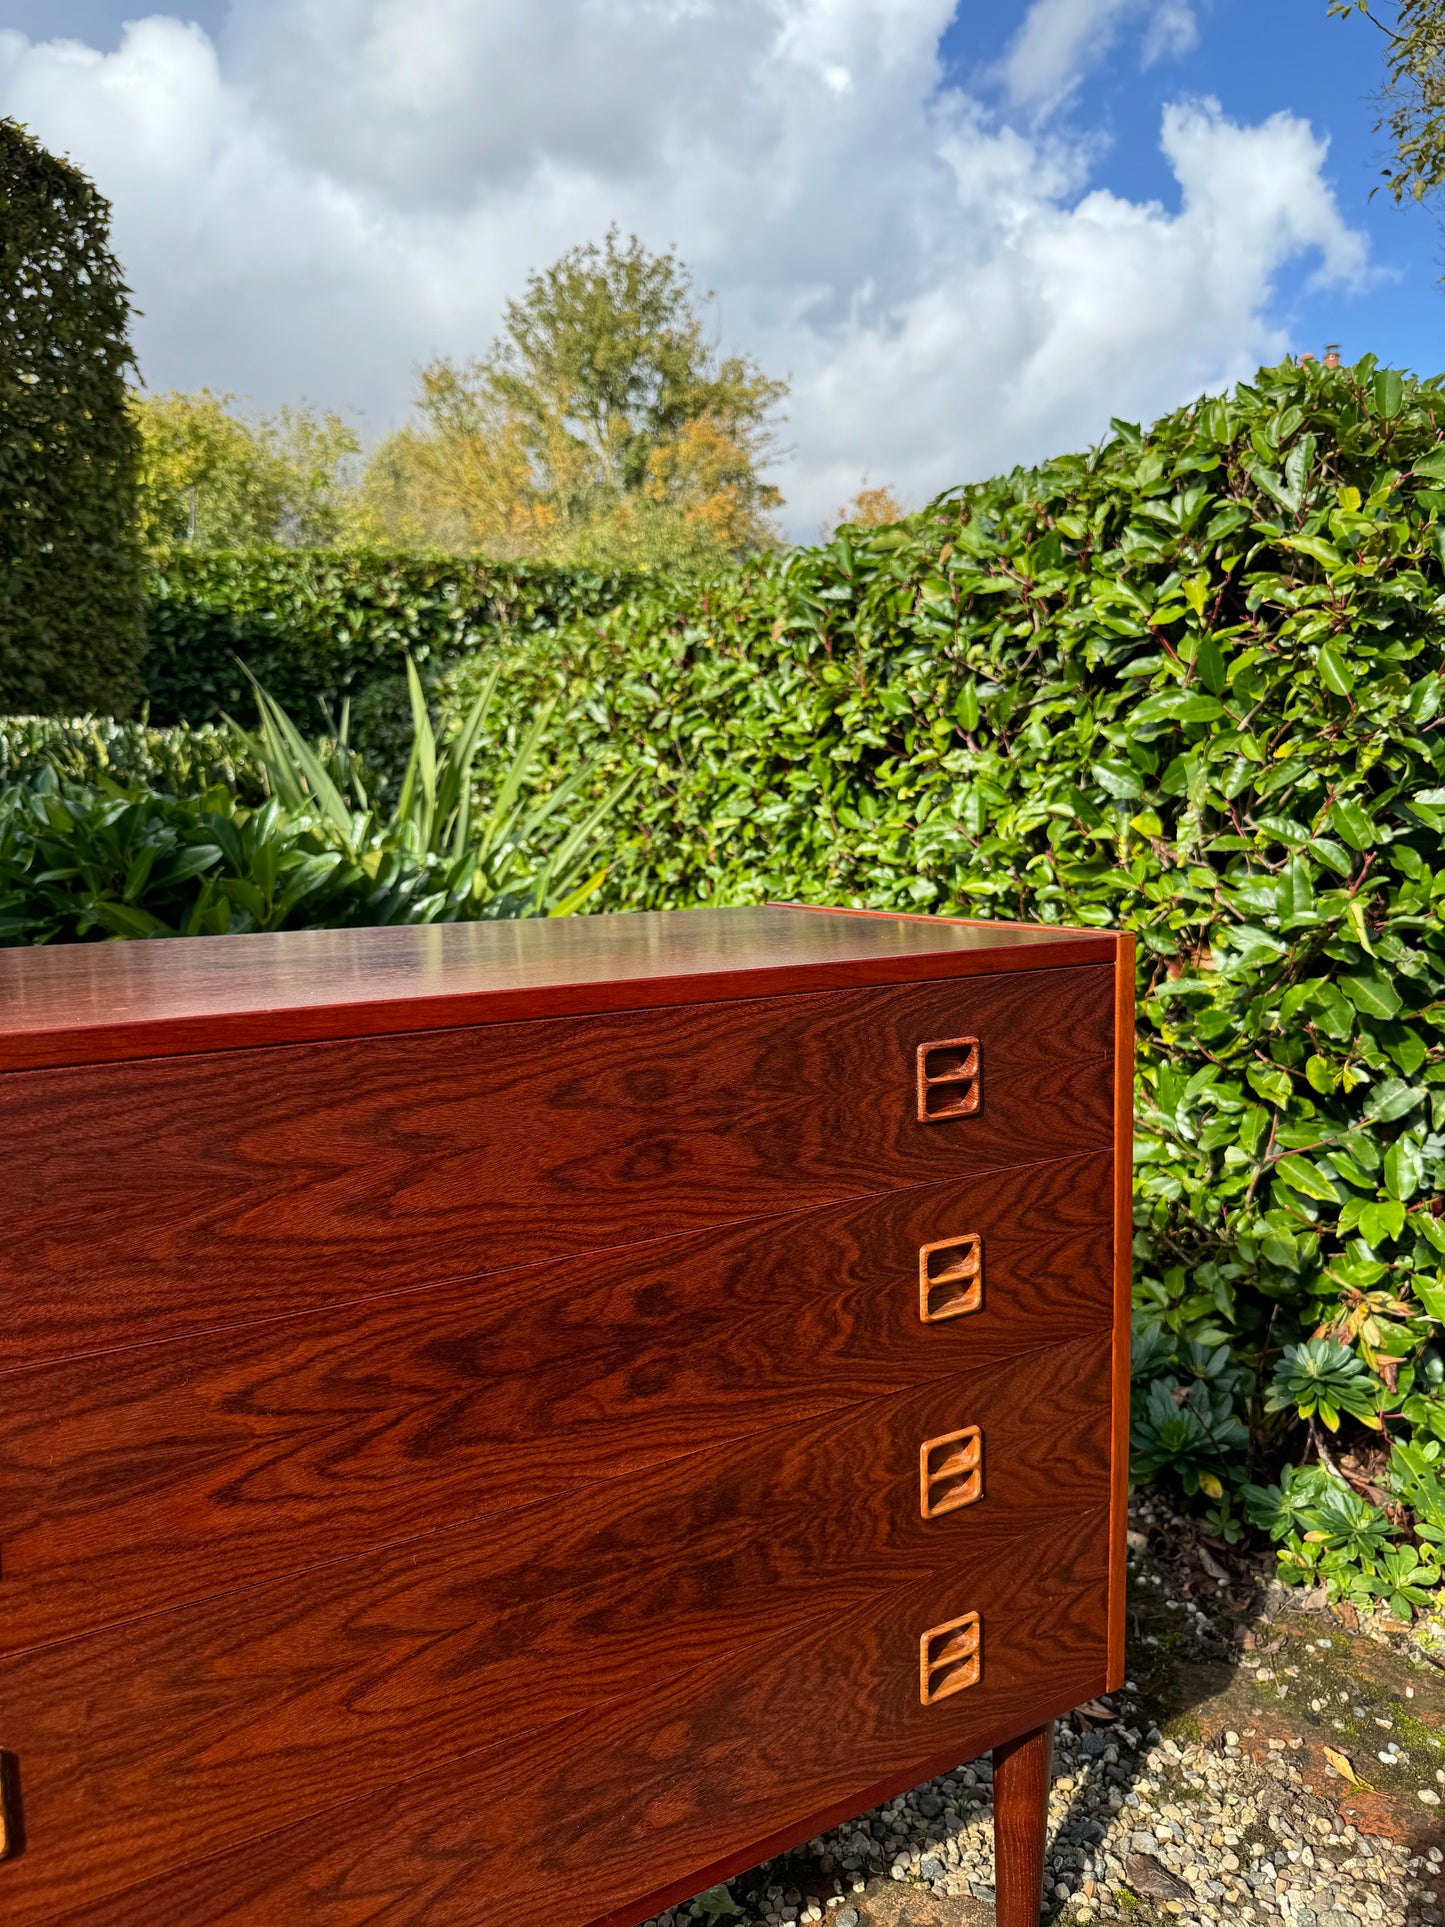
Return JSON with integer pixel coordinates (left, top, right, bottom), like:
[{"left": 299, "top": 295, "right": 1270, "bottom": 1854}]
[
  {"left": 993, "top": 1723, "right": 1056, "bottom": 1927},
  {"left": 0, "top": 1154, "right": 1113, "bottom": 1650},
  {"left": 0, "top": 906, "right": 1132, "bottom": 1927},
  {"left": 0, "top": 970, "right": 1114, "bottom": 1370},
  {"left": 32, "top": 1519, "right": 1109, "bottom": 1927},
  {"left": 0, "top": 904, "right": 1115, "bottom": 1071},
  {"left": 1, "top": 1343, "right": 1111, "bottom": 1922}
]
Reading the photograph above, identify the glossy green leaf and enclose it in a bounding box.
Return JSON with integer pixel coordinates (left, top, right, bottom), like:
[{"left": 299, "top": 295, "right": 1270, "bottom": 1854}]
[
  {"left": 1316, "top": 643, "right": 1354, "bottom": 697},
  {"left": 1385, "top": 1136, "right": 1423, "bottom": 1202},
  {"left": 1329, "top": 798, "right": 1376, "bottom": 851},
  {"left": 1275, "top": 1155, "right": 1341, "bottom": 1202},
  {"left": 1374, "top": 368, "right": 1405, "bottom": 420}
]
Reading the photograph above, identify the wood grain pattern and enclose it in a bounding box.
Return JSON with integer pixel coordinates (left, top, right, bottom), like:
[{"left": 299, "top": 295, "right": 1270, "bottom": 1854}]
[
  {"left": 32, "top": 1516, "right": 1110, "bottom": 1927},
  {"left": 0, "top": 1154, "right": 1114, "bottom": 1651},
  {"left": 1108, "top": 933, "right": 1136, "bottom": 1693},
  {"left": 0, "top": 905, "right": 1118, "bottom": 1072},
  {"left": 993, "top": 1723, "right": 1055, "bottom": 1927},
  {"left": 0, "top": 970, "right": 1114, "bottom": 1370},
  {"left": 0, "top": 1345, "right": 1112, "bottom": 1925}
]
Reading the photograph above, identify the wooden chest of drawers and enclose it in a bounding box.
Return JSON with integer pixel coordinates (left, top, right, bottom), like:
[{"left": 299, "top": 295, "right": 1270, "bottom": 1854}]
[{"left": 0, "top": 904, "right": 1133, "bottom": 1927}]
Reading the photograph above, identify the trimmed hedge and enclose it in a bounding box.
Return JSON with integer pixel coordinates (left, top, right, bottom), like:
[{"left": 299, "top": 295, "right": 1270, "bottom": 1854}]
[
  {"left": 0, "top": 713, "right": 262, "bottom": 800},
  {"left": 0, "top": 121, "right": 144, "bottom": 714},
  {"left": 142, "top": 549, "right": 644, "bottom": 730},
  {"left": 439, "top": 355, "right": 1445, "bottom": 1607}
]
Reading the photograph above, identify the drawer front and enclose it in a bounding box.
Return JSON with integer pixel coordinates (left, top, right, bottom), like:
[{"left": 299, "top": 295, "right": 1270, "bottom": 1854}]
[
  {"left": 0, "top": 1151, "right": 1114, "bottom": 1651},
  {"left": 0, "top": 967, "right": 1114, "bottom": 1369},
  {"left": 0, "top": 1344, "right": 1111, "bottom": 1926},
  {"left": 32, "top": 1517, "right": 1110, "bottom": 1927}
]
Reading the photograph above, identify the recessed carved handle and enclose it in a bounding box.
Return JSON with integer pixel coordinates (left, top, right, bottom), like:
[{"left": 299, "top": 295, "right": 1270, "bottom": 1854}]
[
  {"left": 920, "top": 1612, "right": 981, "bottom": 1705},
  {"left": 0, "top": 1749, "right": 22, "bottom": 1861},
  {"left": 916, "top": 1036, "right": 981, "bottom": 1123},
  {"left": 918, "top": 1233, "right": 982, "bottom": 1323},
  {"left": 920, "top": 1426, "right": 983, "bottom": 1518}
]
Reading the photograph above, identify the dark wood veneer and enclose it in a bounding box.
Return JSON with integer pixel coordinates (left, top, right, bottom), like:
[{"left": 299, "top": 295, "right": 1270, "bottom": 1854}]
[
  {"left": 0, "top": 969, "right": 1113, "bottom": 1370},
  {"left": 0, "top": 907, "right": 1132, "bottom": 1927},
  {"left": 21, "top": 1515, "right": 1110, "bottom": 1927},
  {"left": 0, "top": 1154, "right": 1112, "bottom": 1650}
]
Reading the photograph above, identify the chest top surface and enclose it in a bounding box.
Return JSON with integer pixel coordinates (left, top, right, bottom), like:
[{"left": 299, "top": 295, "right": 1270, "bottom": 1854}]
[{"left": 0, "top": 903, "right": 1117, "bottom": 1072}]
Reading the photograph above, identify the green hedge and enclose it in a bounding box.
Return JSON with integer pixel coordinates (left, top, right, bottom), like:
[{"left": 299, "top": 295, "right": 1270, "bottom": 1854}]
[
  {"left": 439, "top": 355, "right": 1445, "bottom": 1609},
  {"left": 0, "top": 713, "right": 263, "bottom": 800},
  {"left": 142, "top": 549, "right": 644, "bottom": 731}
]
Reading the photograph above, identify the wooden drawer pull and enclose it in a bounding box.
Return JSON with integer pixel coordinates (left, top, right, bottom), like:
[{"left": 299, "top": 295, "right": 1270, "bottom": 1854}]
[
  {"left": 0, "top": 1749, "right": 22, "bottom": 1861},
  {"left": 920, "top": 1426, "right": 983, "bottom": 1518},
  {"left": 920, "top": 1612, "right": 981, "bottom": 1704},
  {"left": 916, "top": 1036, "right": 981, "bottom": 1122},
  {"left": 918, "top": 1233, "right": 982, "bottom": 1322}
]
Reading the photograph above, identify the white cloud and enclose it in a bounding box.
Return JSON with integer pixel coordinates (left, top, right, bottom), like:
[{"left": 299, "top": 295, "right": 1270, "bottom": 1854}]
[
  {"left": 1143, "top": 1, "right": 1200, "bottom": 68},
  {"left": 788, "top": 102, "right": 1367, "bottom": 520},
  {"left": 1000, "top": 0, "right": 1197, "bottom": 112},
  {"left": 0, "top": 3, "right": 1365, "bottom": 536}
]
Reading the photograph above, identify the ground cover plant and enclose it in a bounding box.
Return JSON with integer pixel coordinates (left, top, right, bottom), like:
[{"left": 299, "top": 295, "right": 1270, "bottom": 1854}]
[{"left": 433, "top": 354, "right": 1445, "bottom": 1614}]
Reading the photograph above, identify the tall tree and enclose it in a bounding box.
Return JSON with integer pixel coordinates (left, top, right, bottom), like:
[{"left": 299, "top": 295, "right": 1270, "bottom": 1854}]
[
  {"left": 0, "top": 119, "right": 144, "bottom": 714},
  {"left": 131, "top": 390, "right": 365, "bottom": 551},
  {"left": 491, "top": 226, "right": 783, "bottom": 500},
  {"left": 365, "top": 229, "right": 787, "bottom": 566},
  {"left": 1330, "top": 3, "right": 1445, "bottom": 211},
  {"left": 825, "top": 484, "right": 906, "bottom": 539}
]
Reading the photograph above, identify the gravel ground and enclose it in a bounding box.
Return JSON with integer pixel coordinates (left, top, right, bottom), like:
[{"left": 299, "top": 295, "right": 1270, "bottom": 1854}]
[{"left": 640, "top": 1499, "right": 1445, "bottom": 1927}]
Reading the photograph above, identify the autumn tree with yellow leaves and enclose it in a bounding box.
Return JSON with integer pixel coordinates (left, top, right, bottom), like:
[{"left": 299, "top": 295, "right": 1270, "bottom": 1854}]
[
  {"left": 131, "top": 389, "right": 365, "bottom": 551},
  {"left": 364, "top": 229, "right": 788, "bottom": 566}
]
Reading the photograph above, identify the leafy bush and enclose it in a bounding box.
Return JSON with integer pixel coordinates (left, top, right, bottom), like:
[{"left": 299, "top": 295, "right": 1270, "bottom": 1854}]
[
  {"left": 0, "top": 120, "right": 144, "bottom": 714},
  {"left": 438, "top": 353, "right": 1445, "bottom": 1608},
  {"left": 142, "top": 548, "right": 643, "bottom": 731}
]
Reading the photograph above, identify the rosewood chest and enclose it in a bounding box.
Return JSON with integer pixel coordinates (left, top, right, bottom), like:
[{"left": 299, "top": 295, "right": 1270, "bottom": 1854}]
[{"left": 0, "top": 903, "right": 1133, "bottom": 1927}]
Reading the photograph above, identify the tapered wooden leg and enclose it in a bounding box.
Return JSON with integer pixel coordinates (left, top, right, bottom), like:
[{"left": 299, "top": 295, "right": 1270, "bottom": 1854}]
[{"left": 993, "top": 1721, "right": 1054, "bottom": 1927}]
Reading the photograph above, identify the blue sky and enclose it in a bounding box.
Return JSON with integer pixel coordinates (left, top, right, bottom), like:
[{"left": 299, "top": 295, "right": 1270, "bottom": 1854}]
[
  {"left": 0, "top": 1, "right": 1433, "bottom": 527},
  {"left": 946, "top": 0, "right": 1441, "bottom": 382}
]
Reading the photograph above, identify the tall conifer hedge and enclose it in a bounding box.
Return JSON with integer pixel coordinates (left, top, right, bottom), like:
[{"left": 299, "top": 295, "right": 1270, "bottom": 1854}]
[{"left": 0, "top": 120, "right": 144, "bottom": 714}]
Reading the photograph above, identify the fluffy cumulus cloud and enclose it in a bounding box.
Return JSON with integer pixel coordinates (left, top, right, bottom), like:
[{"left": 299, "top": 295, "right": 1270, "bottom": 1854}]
[
  {"left": 1000, "top": 0, "right": 1200, "bottom": 112},
  {"left": 0, "top": 0, "right": 1367, "bottom": 534}
]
